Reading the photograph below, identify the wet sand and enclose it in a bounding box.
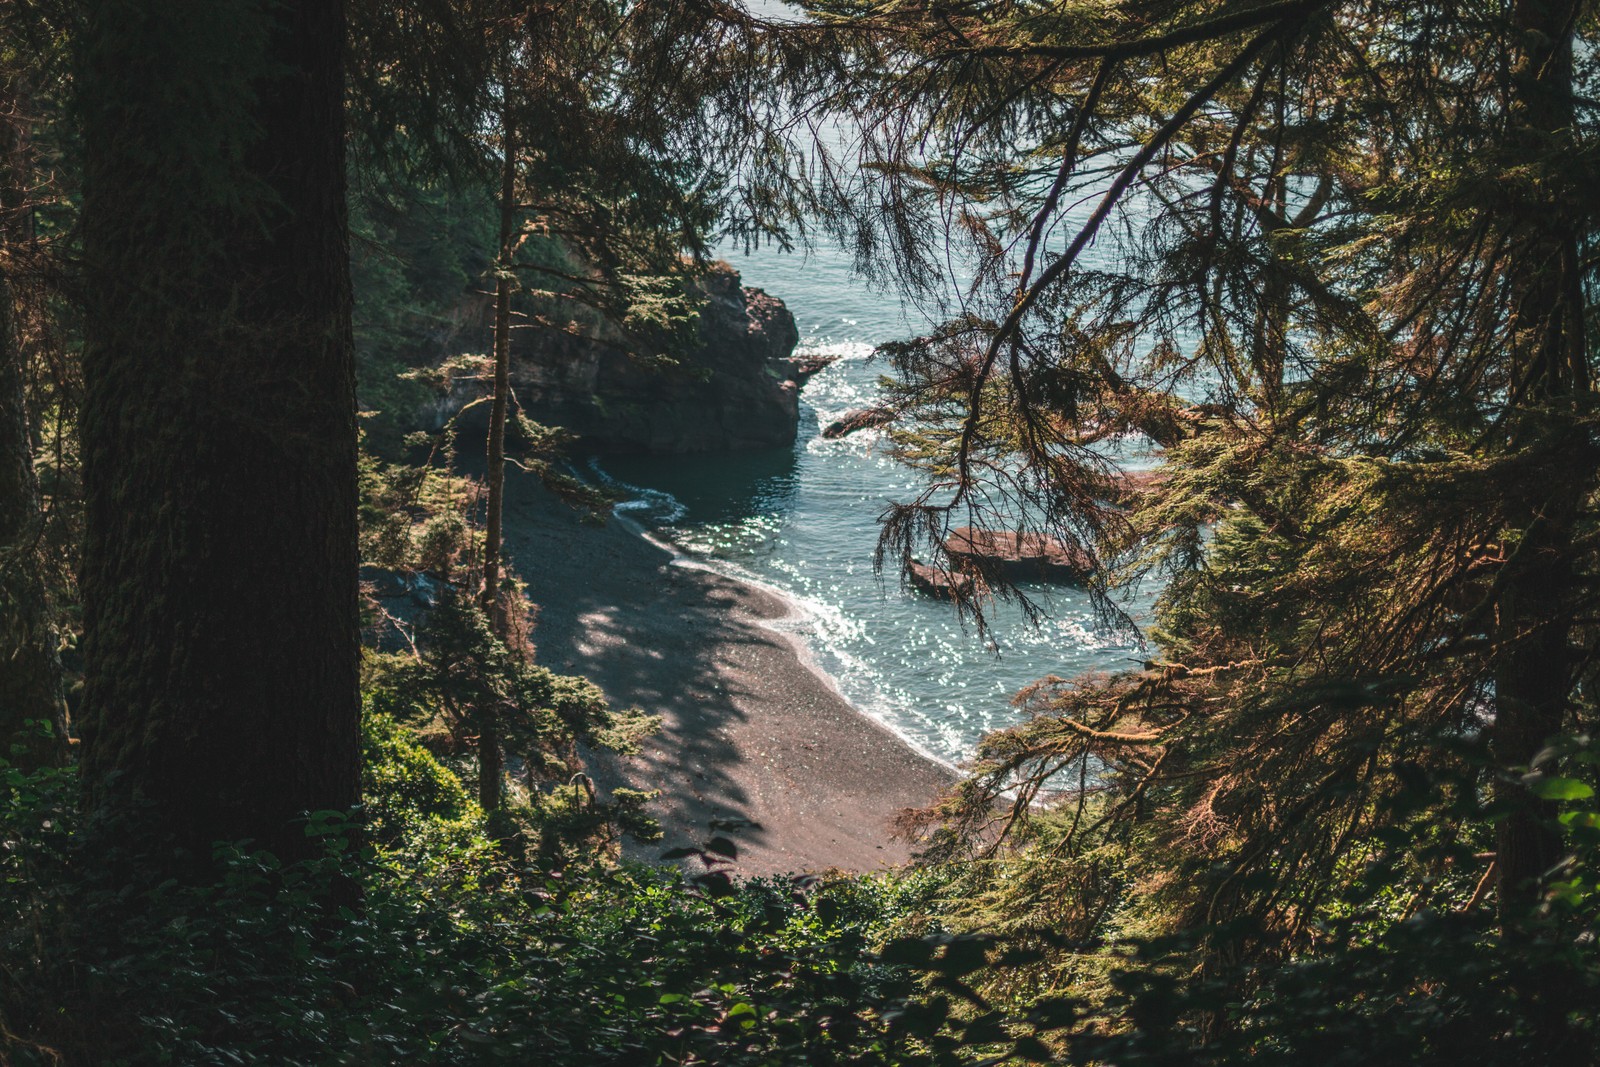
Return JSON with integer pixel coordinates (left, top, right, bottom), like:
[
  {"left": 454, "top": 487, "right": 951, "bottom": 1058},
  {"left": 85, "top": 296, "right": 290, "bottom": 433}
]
[{"left": 499, "top": 467, "right": 958, "bottom": 877}]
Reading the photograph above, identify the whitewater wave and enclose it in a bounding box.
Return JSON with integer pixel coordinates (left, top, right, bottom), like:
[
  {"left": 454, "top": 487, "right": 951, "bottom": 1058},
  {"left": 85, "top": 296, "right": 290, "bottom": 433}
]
[
  {"left": 586, "top": 458, "right": 689, "bottom": 523},
  {"left": 798, "top": 339, "right": 875, "bottom": 361}
]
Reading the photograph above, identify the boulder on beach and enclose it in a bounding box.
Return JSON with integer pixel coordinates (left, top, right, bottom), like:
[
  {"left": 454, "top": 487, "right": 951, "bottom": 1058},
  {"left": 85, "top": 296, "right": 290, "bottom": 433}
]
[
  {"left": 942, "top": 526, "right": 1092, "bottom": 584},
  {"left": 821, "top": 406, "right": 896, "bottom": 439}
]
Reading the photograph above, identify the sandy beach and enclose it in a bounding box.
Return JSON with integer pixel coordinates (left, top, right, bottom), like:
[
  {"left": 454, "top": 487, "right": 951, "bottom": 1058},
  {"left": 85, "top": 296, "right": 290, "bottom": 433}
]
[{"left": 499, "top": 466, "right": 958, "bottom": 877}]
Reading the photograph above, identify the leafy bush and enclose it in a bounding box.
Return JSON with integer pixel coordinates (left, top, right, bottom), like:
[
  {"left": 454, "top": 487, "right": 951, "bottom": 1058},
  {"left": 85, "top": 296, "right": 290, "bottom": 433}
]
[{"left": 0, "top": 733, "right": 971, "bottom": 1065}]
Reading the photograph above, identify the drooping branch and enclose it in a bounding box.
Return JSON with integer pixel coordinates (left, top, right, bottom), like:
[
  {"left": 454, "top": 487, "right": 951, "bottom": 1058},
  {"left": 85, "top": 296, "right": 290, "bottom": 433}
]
[{"left": 948, "top": 5, "right": 1328, "bottom": 512}]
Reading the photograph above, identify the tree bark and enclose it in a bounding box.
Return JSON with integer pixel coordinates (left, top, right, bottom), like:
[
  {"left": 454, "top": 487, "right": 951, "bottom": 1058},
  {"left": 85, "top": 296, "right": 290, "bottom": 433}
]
[
  {"left": 1490, "top": 0, "right": 1590, "bottom": 931},
  {"left": 76, "top": 0, "right": 360, "bottom": 865},
  {"left": 477, "top": 112, "right": 517, "bottom": 814}
]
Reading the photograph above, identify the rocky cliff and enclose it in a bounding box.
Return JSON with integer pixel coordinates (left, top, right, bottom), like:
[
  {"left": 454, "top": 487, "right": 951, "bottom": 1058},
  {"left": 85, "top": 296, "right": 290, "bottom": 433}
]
[{"left": 424, "top": 264, "right": 821, "bottom": 454}]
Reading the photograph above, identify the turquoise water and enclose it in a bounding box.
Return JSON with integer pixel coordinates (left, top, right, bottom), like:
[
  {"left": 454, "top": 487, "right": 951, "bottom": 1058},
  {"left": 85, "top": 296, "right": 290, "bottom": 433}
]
[{"left": 599, "top": 242, "right": 1152, "bottom": 765}]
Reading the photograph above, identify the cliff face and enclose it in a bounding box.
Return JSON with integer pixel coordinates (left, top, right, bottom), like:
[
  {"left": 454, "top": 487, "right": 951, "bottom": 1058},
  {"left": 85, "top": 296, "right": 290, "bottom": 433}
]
[{"left": 425, "top": 265, "right": 818, "bottom": 454}]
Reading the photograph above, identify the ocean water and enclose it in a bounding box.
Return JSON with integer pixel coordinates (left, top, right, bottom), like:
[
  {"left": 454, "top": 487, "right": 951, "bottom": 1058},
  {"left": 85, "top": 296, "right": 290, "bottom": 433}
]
[{"left": 598, "top": 241, "right": 1154, "bottom": 766}]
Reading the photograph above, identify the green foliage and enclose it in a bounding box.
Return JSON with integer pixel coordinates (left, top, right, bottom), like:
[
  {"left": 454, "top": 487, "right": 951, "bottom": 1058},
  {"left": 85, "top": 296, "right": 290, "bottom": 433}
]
[
  {"left": 361, "top": 700, "right": 485, "bottom": 852},
  {"left": 377, "top": 588, "right": 659, "bottom": 772},
  {"left": 878, "top": 737, "right": 1600, "bottom": 1064},
  {"left": 1051, "top": 752, "right": 1600, "bottom": 1065},
  {"left": 357, "top": 442, "right": 479, "bottom": 574},
  {"left": 20, "top": 0, "right": 1600, "bottom": 1062},
  {"left": 788, "top": 2, "right": 1600, "bottom": 1060},
  {"left": 0, "top": 754, "right": 1007, "bottom": 1066},
  {"left": 362, "top": 575, "right": 660, "bottom": 860},
  {"left": 350, "top": 174, "right": 495, "bottom": 456}
]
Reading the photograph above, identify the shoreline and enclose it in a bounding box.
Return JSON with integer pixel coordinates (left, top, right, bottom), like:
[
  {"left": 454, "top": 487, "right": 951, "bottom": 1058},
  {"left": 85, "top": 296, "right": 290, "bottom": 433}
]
[
  {"left": 618, "top": 513, "right": 963, "bottom": 776},
  {"left": 501, "top": 467, "right": 959, "bottom": 877}
]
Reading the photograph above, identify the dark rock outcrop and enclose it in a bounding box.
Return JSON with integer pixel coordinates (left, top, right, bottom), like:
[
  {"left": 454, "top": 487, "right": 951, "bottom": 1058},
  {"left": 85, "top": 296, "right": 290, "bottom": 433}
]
[
  {"left": 942, "top": 527, "right": 1092, "bottom": 584},
  {"left": 425, "top": 263, "right": 822, "bottom": 454}
]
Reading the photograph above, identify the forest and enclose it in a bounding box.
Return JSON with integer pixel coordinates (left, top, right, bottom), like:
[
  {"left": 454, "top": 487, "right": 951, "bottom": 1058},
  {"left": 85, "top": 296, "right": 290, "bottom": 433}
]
[{"left": 2, "top": 0, "right": 1598, "bottom": 1062}]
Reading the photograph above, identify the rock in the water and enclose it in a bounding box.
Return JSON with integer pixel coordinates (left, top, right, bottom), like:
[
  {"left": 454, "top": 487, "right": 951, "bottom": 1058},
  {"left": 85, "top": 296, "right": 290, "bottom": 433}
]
[
  {"left": 821, "top": 406, "right": 896, "bottom": 440},
  {"left": 774, "top": 354, "right": 838, "bottom": 387},
  {"left": 942, "top": 527, "right": 1092, "bottom": 584},
  {"left": 907, "top": 560, "right": 976, "bottom": 600}
]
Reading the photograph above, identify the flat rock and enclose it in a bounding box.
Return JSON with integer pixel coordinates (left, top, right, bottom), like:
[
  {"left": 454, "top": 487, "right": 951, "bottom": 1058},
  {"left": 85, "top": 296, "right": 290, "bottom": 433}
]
[
  {"left": 942, "top": 527, "right": 1092, "bottom": 584},
  {"left": 906, "top": 560, "right": 976, "bottom": 600},
  {"left": 774, "top": 354, "right": 838, "bottom": 387}
]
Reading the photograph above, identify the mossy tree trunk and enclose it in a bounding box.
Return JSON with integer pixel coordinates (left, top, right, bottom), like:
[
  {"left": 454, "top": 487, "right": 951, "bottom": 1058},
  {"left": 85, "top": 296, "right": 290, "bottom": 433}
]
[{"left": 76, "top": 0, "right": 360, "bottom": 864}]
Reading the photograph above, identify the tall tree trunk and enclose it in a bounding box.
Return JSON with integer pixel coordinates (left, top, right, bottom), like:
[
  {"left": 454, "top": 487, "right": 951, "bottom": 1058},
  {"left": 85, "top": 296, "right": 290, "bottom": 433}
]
[
  {"left": 1490, "top": 0, "right": 1589, "bottom": 931},
  {"left": 76, "top": 0, "right": 360, "bottom": 865},
  {"left": 0, "top": 77, "right": 68, "bottom": 765},
  {"left": 478, "top": 112, "right": 517, "bottom": 813}
]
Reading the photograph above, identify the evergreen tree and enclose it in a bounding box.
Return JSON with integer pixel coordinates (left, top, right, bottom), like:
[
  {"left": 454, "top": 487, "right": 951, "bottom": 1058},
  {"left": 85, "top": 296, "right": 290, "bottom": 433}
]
[
  {"left": 0, "top": 2, "right": 72, "bottom": 766},
  {"left": 796, "top": 0, "right": 1599, "bottom": 1005},
  {"left": 472, "top": 0, "right": 721, "bottom": 808},
  {"left": 349, "top": 0, "right": 787, "bottom": 808}
]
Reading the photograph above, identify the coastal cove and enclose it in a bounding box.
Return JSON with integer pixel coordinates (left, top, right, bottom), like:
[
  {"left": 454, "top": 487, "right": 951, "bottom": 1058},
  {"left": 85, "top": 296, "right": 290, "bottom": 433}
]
[
  {"left": 495, "top": 242, "right": 1157, "bottom": 873},
  {"left": 596, "top": 242, "right": 1155, "bottom": 767},
  {"left": 14, "top": 4, "right": 1600, "bottom": 1060}
]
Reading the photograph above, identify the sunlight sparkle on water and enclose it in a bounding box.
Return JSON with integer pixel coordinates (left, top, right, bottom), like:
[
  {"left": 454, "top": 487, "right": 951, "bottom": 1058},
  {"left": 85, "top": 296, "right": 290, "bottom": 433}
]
[{"left": 595, "top": 244, "right": 1151, "bottom": 765}]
